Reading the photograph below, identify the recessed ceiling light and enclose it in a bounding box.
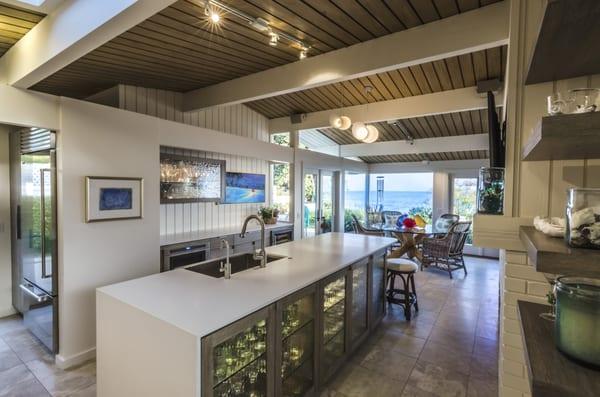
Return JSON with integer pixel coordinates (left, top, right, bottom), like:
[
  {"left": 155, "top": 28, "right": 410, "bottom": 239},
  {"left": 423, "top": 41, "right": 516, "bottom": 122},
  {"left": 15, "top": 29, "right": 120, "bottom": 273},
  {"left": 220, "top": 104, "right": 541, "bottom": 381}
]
[
  {"left": 269, "top": 32, "right": 279, "bottom": 47},
  {"left": 209, "top": 10, "right": 220, "bottom": 23}
]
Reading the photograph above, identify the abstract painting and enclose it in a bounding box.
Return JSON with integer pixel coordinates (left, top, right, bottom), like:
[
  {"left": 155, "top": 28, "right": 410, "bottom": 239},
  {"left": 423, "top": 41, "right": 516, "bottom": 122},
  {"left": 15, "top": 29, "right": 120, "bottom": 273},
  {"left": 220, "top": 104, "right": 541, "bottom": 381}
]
[
  {"left": 86, "top": 177, "right": 143, "bottom": 222},
  {"left": 225, "top": 172, "right": 265, "bottom": 204}
]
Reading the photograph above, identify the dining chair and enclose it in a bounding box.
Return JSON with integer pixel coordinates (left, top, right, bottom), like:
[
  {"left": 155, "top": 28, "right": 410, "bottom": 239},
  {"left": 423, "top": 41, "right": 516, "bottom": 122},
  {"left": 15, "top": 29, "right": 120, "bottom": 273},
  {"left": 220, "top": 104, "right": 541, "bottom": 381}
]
[
  {"left": 434, "top": 213, "right": 459, "bottom": 233},
  {"left": 351, "top": 214, "right": 385, "bottom": 236},
  {"left": 420, "top": 221, "right": 472, "bottom": 278}
]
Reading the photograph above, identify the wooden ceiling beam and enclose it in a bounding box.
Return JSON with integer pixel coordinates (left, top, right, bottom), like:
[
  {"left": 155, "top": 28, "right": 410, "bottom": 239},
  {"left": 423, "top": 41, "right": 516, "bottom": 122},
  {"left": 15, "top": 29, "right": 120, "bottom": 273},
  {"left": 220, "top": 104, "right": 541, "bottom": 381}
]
[
  {"left": 368, "top": 159, "right": 489, "bottom": 172},
  {"left": 183, "top": 1, "right": 508, "bottom": 111},
  {"left": 340, "top": 133, "right": 489, "bottom": 158},
  {"left": 0, "top": 0, "right": 177, "bottom": 88},
  {"left": 270, "top": 86, "right": 503, "bottom": 133}
]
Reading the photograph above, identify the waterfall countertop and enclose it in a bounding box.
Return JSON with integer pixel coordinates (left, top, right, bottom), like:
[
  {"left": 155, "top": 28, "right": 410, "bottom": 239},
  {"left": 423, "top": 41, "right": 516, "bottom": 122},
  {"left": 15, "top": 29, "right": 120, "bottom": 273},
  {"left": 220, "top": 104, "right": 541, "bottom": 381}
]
[{"left": 98, "top": 233, "right": 395, "bottom": 338}]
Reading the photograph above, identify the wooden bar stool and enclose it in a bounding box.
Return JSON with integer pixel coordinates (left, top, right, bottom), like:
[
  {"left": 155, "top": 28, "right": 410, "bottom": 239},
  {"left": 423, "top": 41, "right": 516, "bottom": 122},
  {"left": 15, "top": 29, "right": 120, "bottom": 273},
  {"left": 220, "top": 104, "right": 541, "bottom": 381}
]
[{"left": 386, "top": 258, "right": 419, "bottom": 320}]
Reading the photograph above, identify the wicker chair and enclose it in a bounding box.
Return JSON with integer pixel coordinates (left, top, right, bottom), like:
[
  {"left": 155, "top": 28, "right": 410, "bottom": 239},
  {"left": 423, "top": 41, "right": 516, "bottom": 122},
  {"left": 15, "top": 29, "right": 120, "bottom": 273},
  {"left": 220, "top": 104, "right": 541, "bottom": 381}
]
[
  {"left": 351, "top": 214, "right": 384, "bottom": 236},
  {"left": 434, "top": 213, "right": 459, "bottom": 233},
  {"left": 421, "top": 221, "right": 472, "bottom": 278}
]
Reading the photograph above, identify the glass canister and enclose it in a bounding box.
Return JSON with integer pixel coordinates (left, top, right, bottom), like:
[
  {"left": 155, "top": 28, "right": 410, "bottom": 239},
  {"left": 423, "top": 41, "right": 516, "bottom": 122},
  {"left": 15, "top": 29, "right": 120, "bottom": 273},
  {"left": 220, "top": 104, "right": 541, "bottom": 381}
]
[
  {"left": 565, "top": 188, "right": 600, "bottom": 249},
  {"left": 477, "top": 167, "right": 504, "bottom": 215},
  {"left": 555, "top": 276, "right": 600, "bottom": 367}
]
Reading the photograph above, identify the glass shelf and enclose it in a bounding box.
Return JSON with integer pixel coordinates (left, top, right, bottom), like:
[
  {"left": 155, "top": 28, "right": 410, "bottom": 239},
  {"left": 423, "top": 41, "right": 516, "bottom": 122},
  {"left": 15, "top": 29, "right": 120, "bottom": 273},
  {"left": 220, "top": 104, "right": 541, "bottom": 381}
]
[
  {"left": 213, "top": 353, "right": 267, "bottom": 397},
  {"left": 280, "top": 291, "right": 315, "bottom": 397},
  {"left": 352, "top": 264, "right": 368, "bottom": 342},
  {"left": 213, "top": 320, "right": 267, "bottom": 387}
]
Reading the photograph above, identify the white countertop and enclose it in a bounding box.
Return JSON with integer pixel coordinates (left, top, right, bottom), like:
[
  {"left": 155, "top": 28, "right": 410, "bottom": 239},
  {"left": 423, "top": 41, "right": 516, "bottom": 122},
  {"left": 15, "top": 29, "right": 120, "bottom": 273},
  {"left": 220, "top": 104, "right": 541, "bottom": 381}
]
[
  {"left": 98, "top": 233, "right": 395, "bottom": 338},
  {"left": 160, "top": 222, "right": 293, "bottom": 246}
]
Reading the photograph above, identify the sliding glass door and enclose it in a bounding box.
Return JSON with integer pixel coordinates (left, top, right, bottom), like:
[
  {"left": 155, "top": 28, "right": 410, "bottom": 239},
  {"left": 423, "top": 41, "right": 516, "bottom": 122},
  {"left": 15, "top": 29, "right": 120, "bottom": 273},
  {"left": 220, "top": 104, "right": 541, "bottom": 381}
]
[{"left": 302, "top": 169, "right": 336, "bottom": 238}]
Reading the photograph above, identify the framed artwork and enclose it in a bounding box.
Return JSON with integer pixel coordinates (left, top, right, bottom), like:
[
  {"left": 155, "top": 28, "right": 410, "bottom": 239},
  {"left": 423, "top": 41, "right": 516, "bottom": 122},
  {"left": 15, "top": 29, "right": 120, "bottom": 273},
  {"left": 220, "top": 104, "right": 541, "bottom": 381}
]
[
  {"left": 85, "top": 176, "right": 143, "bottom": 222},
  {"left": 225, "top": 172, "right": 266, "bottom": 204},
  {"left": 160, "top": 153, "right": 226, "bottom": 204}
]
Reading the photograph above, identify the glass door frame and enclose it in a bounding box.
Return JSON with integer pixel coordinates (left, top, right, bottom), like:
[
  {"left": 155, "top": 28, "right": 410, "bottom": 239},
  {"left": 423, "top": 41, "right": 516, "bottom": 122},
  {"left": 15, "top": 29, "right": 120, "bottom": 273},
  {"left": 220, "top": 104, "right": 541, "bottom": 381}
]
[{"left": 302, "top": 168, "right": 337, "bottom": 239}]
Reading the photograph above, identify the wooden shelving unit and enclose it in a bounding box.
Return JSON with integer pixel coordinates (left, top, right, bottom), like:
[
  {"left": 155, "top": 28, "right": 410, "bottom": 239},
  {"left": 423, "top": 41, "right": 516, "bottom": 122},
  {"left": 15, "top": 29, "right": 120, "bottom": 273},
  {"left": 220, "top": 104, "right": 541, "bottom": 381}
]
[
  {"left": 522, "top": 112, "right": 600, "bottom": 161},
  {"left": 519, "top": 226, "right": 600, "bottom": 278},
  {"left": 525, "top": 0, "right": 600, "bottom": 85},
  {"left": 517, "top": 301, "right": 600, "bottom": 397}
]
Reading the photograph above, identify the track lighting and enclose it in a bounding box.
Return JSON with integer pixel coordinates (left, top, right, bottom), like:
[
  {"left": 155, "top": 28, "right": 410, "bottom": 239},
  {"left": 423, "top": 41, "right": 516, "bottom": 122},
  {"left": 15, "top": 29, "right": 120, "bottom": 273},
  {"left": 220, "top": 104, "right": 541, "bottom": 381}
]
[
  {"left": 299, "top": 47, "right": 308, "bottom": 60},
  {"left": 269, "top": 31, "right": 279, "bottom": 47}
]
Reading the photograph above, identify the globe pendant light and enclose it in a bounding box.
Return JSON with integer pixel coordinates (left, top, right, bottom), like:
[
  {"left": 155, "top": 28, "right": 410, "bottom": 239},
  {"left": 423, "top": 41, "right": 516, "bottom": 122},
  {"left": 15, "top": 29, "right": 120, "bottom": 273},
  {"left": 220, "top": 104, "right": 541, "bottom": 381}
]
[
  {"left": 329, "top": 114, "right": 352, "bottom": 130},
  {"left": 352, "top": 122, "right": 368, "bottom": 140},
  {"left": 362, "top": 124, "right": 379, "bottom": 143}
]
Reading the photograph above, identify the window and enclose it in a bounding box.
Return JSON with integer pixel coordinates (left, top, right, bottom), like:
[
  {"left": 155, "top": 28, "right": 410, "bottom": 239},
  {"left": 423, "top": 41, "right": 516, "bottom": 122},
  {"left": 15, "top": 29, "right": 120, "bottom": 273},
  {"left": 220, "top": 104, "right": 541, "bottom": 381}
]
[
  {"left": 368, "top": 173, "right": 433, "bottom": 223},
  {"left": 271, "top": 162, "right": 290, "bottom": 221},
  {"left": 452, "top": 177, "right": 477, "bottom": 244},
  {"left": 344, "top": 172, "right": 366, "bottom": 231}
]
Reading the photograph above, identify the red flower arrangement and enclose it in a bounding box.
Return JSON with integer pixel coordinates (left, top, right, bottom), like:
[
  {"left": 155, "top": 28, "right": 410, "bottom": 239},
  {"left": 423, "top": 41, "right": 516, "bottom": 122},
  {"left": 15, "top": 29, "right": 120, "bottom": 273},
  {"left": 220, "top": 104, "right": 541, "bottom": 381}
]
[{"left": 402, "top": 218, "right": 417, "bottom": 228}]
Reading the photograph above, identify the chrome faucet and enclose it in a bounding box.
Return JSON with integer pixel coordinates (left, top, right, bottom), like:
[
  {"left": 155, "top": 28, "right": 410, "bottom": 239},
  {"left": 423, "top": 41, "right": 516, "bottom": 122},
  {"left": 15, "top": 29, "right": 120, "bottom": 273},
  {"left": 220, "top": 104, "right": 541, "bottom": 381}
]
[
  {"left": 219, "top": 238, "right": 231, "bottom": 279},
  {"left": 240, "top": 215, "right": 266, "bottom": 268}
]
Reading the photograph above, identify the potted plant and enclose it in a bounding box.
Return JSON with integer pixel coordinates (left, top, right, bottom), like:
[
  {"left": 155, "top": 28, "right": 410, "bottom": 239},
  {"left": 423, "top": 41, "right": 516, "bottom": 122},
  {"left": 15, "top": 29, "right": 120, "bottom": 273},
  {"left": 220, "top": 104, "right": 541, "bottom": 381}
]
[{"left": 259, "top": 206, "right": 279, "bottom": 224}]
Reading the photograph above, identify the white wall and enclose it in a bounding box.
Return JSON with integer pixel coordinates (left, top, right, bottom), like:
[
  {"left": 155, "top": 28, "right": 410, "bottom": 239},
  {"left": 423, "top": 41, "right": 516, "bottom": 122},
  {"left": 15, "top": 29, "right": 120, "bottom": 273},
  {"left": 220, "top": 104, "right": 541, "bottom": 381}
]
[
  {"left": 0, "top": 126, "right": 13, "bottom": 317},
  {"left": 118, "top": 85, "right": 273, "bottom": 235},
  {"left": 56, "top": 98, "right": 161, "bottom": 367}
]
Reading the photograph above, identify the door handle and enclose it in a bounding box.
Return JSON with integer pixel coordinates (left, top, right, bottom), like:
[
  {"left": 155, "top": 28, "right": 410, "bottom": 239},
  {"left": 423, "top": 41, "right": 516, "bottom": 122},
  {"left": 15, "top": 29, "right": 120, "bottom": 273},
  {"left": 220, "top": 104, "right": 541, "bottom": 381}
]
[
  {"left": 40, "top": 169, "right": 51, "bottom": 279},
  {"left": 20, "top": 283, "right": 49, "bottom": 302},
  {"left": 16, "top": 205, "right": 21, "bottom": 239}
]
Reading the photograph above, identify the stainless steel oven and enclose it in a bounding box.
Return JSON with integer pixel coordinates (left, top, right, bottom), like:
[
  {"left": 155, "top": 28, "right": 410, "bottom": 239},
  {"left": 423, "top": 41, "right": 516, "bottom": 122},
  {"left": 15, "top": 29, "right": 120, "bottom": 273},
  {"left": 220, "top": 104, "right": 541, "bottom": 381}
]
[{"left": 161, "top": 241, "right": 209, "bottom": 272}]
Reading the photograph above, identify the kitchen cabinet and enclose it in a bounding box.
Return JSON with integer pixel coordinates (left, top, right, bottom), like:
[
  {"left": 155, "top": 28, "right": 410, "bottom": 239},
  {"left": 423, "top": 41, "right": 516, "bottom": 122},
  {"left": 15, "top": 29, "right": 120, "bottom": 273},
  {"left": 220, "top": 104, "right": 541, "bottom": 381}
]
[
  {"left": 370, "top": 249, "right": 387, "bottom": 330},
  {"left": 276, "top": 285, "right": 318, "bottom": 397},
  {"left": 349, "top": 258, "right": 369, "bottom": 352},
  {"left": 319, "top": 269, "right": 348, "bottom": 385},
  {"left": 201, "top": 306, "right": 276, "bottom": 397}
]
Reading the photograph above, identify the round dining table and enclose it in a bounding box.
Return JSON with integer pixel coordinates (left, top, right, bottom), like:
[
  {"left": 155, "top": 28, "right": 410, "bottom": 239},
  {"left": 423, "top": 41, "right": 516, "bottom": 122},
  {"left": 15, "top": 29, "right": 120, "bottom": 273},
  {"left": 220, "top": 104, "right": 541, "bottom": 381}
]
[{"left": 373, "top": 224, "right": 447, "bottom": 261}]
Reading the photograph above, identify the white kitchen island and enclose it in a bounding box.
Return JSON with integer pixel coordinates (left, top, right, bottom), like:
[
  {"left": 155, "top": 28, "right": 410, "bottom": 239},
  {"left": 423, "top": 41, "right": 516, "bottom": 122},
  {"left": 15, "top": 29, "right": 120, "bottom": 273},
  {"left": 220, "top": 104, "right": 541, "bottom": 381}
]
[{"left": 97, "top": 233, "right": 395, "bottom": 397}]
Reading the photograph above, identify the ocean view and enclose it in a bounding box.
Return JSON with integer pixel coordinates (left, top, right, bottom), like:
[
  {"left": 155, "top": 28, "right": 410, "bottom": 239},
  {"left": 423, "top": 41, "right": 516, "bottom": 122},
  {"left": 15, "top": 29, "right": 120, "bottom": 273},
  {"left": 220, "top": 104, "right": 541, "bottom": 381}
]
[{"left": 345, "top": 190, "right": 432, "bottom": 212}]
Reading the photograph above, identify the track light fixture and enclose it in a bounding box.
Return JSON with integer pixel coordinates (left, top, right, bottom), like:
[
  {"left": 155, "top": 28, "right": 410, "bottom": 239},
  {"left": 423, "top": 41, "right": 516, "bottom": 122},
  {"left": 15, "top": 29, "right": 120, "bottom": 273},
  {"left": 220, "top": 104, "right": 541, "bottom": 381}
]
[
  {"left": 269, "top": 31, "right": 279, "bottom": 46},
  {"left": 203, "top": 0, "right": 309, "bottom": 56}
]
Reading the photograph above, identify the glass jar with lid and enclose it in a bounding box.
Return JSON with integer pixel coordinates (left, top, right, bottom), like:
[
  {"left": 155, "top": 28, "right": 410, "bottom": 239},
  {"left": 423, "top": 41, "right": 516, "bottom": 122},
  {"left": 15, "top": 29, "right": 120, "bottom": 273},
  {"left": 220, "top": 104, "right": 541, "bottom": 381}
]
[
  {"left": 555, "top": 276, "right": 600, "bottom": 367},
  {"left": 565, "top": 188, "right": 600, "bottom": 249}
]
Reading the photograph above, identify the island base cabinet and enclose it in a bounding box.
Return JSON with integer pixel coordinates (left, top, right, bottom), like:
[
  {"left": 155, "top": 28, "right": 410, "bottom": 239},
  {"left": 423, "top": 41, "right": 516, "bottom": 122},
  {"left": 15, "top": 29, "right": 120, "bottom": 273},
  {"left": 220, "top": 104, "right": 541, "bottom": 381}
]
[
  {"left": 201, "top": 306, "right": 276, "bottom": 397},
  {"left": 370, "top": 250, "right": 387, "bottom": 330},
  {"left": 349, "top": 258, "right": 370, "bottom": 352},
  {"left": 276, "top": 285, "right": 318, "bottom": 397},
  {"left": 319, "top": 269, "right": 348, "bottom": 386}
]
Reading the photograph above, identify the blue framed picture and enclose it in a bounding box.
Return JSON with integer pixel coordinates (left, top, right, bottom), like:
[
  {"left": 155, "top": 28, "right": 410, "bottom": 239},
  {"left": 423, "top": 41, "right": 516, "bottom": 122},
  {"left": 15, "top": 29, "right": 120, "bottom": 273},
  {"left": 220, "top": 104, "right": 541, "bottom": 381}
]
[
  {"left": 225, "top": 172, "right": 265, "bottom": 204},
  {"left": 86, "top": 177, "right": 143, "bottom": 222}
]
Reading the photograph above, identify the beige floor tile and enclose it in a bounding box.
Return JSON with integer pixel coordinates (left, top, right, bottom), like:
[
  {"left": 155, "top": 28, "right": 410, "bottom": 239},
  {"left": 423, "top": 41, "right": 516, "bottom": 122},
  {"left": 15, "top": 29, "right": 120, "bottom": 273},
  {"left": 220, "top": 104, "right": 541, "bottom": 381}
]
[
  {"left": 466, "top": 376, "right": 498, "bottom": 397},
  {"left": 329, "top": 363, "right": 405, "bottom": 397},
  {"left": 2, "top": 329, "right": 53, "bottom": 364},
  {"left": 401, "top": 360, "right": 469, "bottom": 397},
  {"left": 0, "top": 316, "right": 25, "bottom": 337},
  {"left": 0, "top": 364, "right": 50, "bottom": 397},
  {"left": 26, "top": 360, "right": 96, "bottom": 397},
  {"left": 418, "top": 340, "right": 472, "bottom": 376},
  {"left": 354, "top": 343, "right": 417, "bottom": 384},
  {"left": 66, "top": 382, "right": 96, "bottom": 397},
  {"left": 0, "top": 339, "right": 22, "bottom": 373}
]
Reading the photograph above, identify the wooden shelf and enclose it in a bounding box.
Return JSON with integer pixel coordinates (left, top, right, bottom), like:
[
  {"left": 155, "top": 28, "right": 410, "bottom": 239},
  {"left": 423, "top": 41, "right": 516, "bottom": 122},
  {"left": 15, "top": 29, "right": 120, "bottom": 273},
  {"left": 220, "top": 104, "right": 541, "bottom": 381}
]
[
  {"left": 519, "top": 226, "right": 600, "bottom": 278},
  {"left": 525, "top": 0, "right": 600, "bottom": 85},
  {"left": 522, "top": 112, "right": 600, "bottom": 161},
  {"left": 517, "top": 301, "right": 600, "bottom": 397}
]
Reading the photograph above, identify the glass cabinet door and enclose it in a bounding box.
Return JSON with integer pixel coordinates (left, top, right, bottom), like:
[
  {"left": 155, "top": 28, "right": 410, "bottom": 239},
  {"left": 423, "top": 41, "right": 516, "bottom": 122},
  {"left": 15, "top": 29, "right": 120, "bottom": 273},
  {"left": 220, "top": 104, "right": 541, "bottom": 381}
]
[
  {"left": 202, "top": 307, "right": 274, "bottom": 397},
  {"left": 370, "top": 251, "right": 386, "bottom": 329},
  {"left": 350, "top": 259, "right": 369, "bottom": 350},
  {"left": 320, "top": 271, "right": 347, "bottom": 383},
  {"left": 278, "top": 287, "right": 316, "bottom": 397}
]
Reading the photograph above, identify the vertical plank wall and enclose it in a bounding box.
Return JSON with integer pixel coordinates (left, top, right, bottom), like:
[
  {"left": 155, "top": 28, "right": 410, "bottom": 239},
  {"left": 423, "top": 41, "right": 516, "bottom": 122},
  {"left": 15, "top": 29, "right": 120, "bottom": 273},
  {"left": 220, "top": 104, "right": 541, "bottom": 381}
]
[{"left": 118, "top": 85, "right": 271, "bottom": 236}]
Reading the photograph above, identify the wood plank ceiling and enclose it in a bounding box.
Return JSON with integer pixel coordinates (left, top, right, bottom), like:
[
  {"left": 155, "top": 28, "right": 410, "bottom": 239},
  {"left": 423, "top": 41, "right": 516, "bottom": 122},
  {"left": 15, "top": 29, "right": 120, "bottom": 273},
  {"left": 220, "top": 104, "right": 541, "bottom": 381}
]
[
  {"left": 31, "top": 0, "right": 501, "bottom": 99},
  {"left": 0, "top": 3, "right": 44, "bottom": 57},
  {"left": 318, "top": 108, "right": 499, "bottom": 145},
  {"left": 245, "top": 46, "right": 507, "bottom": 119}
]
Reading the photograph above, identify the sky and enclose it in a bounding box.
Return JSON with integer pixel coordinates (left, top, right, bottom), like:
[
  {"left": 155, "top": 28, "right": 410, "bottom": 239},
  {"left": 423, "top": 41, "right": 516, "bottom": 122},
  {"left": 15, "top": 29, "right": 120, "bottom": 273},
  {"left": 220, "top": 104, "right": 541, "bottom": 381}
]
[{"left": 345, "top": 172, "right": 433, "bottom": 192}]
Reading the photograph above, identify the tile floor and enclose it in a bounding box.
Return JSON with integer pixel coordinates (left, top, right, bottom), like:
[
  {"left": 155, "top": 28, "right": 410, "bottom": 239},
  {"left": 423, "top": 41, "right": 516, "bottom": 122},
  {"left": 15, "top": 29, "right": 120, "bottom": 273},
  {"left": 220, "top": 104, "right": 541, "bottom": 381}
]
[{"left": 0, "top": 256, "right": 498, "bottom": 397}]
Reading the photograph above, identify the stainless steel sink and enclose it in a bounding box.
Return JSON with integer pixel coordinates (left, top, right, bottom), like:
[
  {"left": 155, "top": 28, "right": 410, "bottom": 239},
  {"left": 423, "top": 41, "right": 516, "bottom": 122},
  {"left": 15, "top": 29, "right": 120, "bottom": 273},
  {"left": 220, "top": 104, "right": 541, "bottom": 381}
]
[{"left": 185, "top": 252, "right": 287, "bottom": 278}]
